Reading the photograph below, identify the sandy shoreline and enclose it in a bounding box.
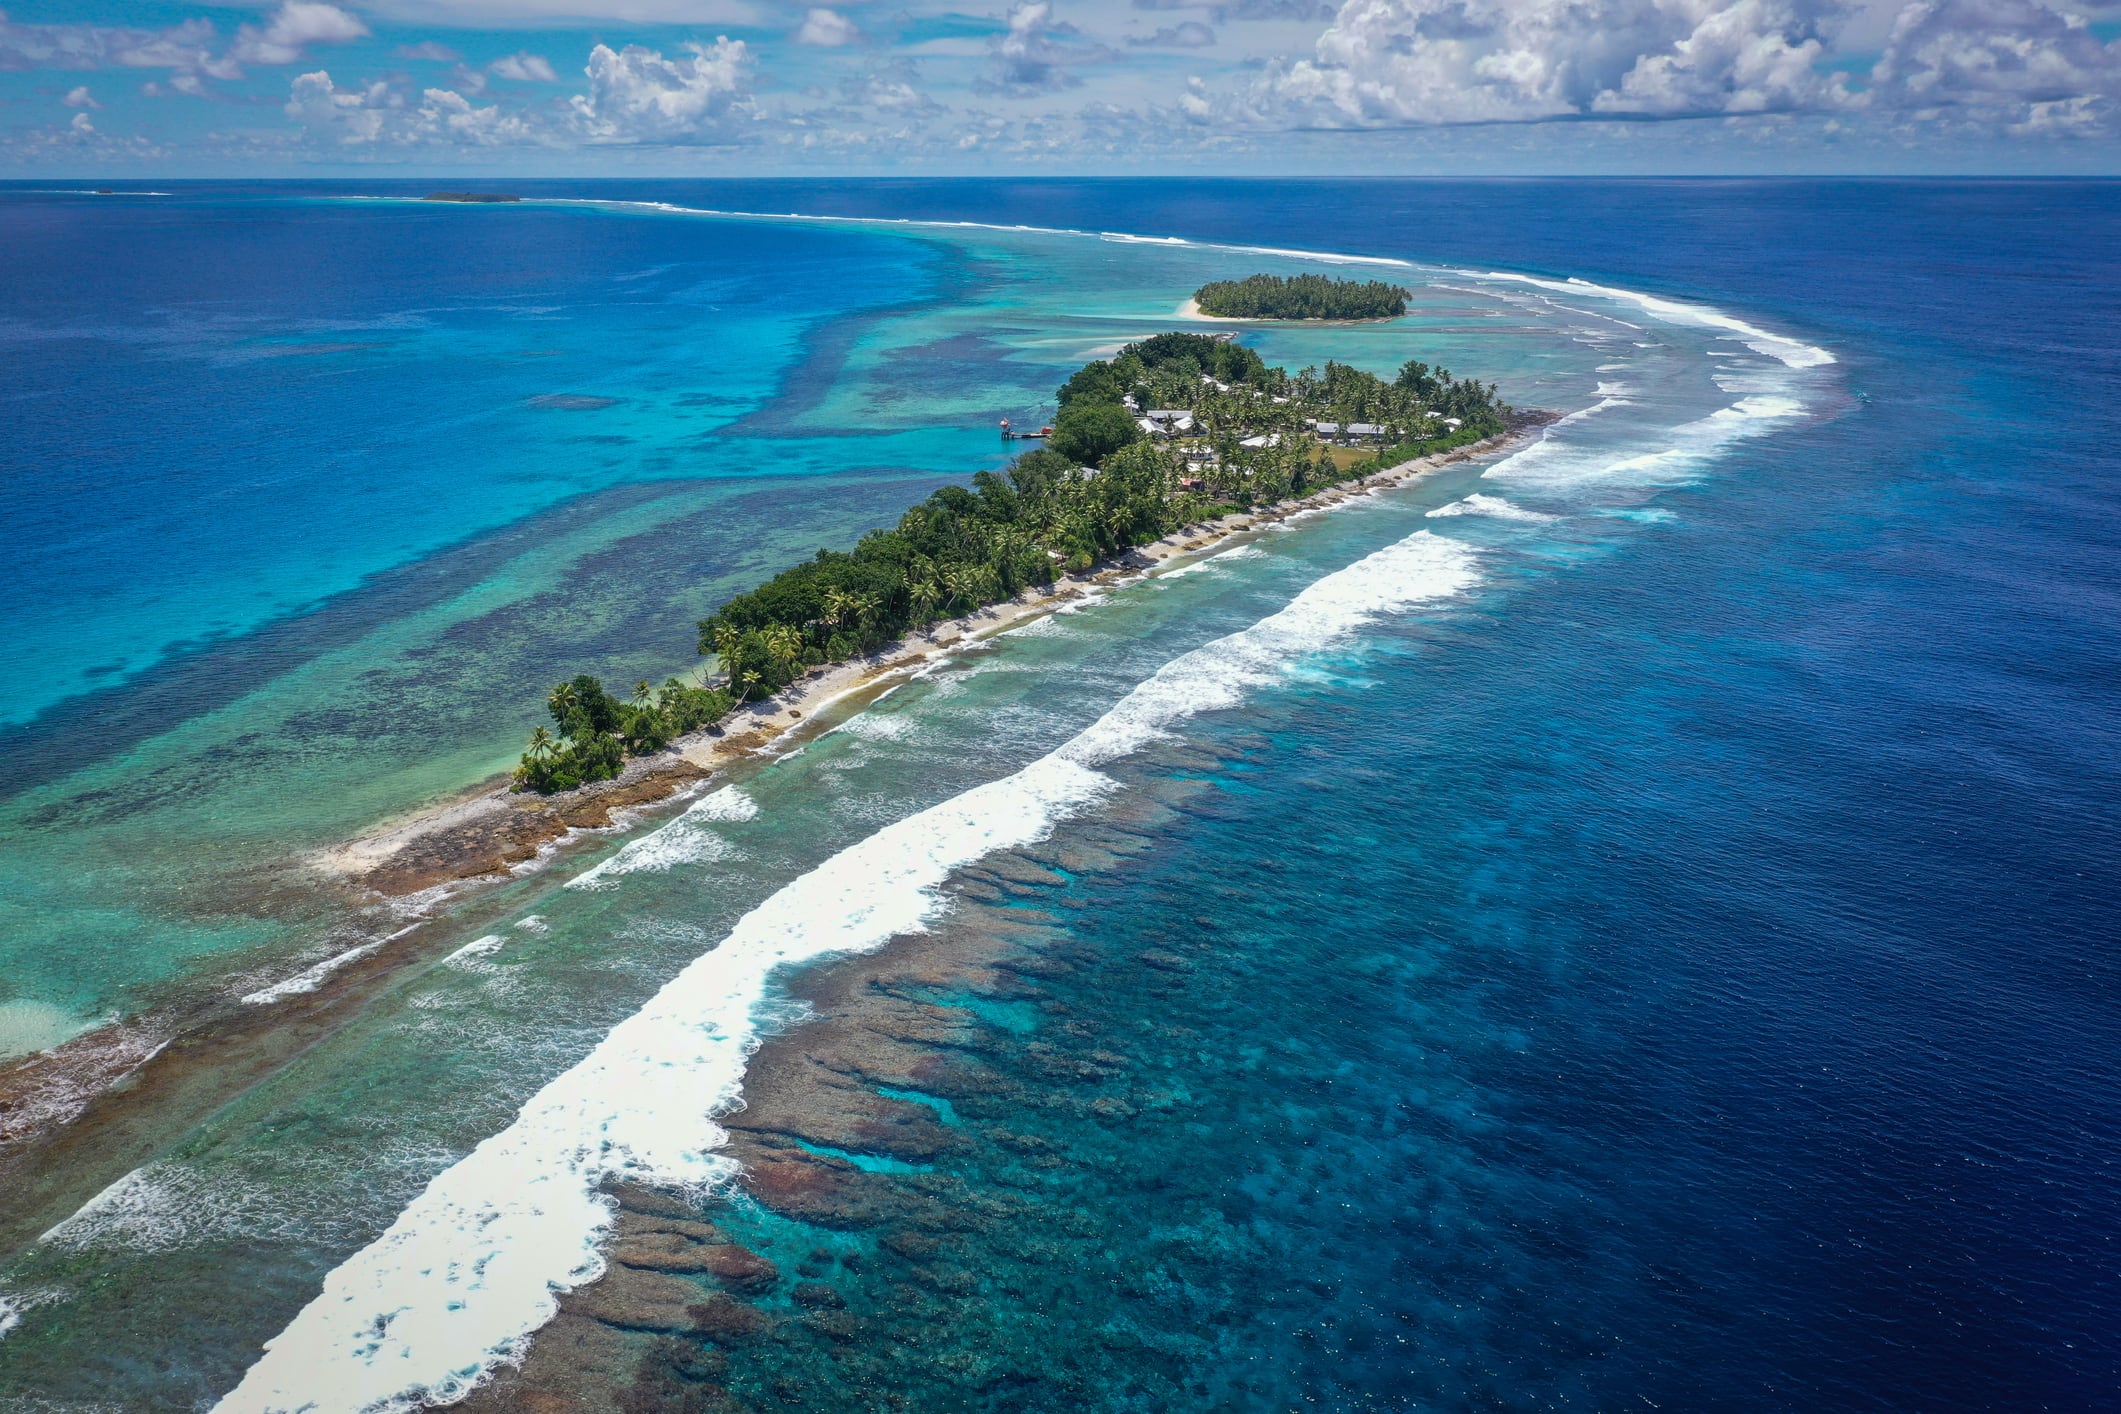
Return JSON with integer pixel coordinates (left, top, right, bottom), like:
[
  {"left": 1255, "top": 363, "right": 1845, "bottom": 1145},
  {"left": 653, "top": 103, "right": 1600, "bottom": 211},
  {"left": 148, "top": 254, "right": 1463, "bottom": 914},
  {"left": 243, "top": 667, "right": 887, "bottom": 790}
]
[{"left": 319, "top": 418, "right": 1541, "bottom": 903}]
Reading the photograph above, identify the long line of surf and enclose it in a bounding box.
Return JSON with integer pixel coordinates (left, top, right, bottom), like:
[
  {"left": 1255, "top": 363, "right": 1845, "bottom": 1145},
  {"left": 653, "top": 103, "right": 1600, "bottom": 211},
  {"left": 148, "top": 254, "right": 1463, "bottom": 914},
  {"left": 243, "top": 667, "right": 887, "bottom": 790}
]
[
  {"left": 214, "top": 527, "right": 1483, "bottom": 1414},
  {"left": 470, "top": 196, "right": 1835, "bottom": 371}
]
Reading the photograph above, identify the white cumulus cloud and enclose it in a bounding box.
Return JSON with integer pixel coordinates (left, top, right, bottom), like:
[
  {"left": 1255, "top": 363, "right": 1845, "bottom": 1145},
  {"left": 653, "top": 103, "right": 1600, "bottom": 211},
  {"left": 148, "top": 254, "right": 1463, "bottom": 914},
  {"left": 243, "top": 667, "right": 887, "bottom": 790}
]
[
  {"left": 63, "top": 84, "right": 99, "bottom": 107},
  {"left": 1266, "top": 0, "right": 1855, "bottom": 122},
  {"left": 230, "top": 2, "right": 369, "bottom": 67},
  {"left": 1871, "top": 0, "right": 2121, "bottom": 129},
  {"left": 568, "top": 39, "right": 756, "bottom": 143},
  {"left": 489, "top": 50, "right": 559, "bottom": 80},
  {"left": 286, "top": 68, "right": 398, "bottom": 143},
  {"left": 796, "top": 8, "right": 863, "bottom": 45},
  {"left": 416, "top": 85, "right": 544, "bottom": 142},
  {"left": 286, "top": 68, "right": 549, "bottom": 145},
  {"left": 0, "top": 13, "right": 236, "bottom": 79},
  {"left": 984, "top": 1, "right": 1111, "bottom": 93}
]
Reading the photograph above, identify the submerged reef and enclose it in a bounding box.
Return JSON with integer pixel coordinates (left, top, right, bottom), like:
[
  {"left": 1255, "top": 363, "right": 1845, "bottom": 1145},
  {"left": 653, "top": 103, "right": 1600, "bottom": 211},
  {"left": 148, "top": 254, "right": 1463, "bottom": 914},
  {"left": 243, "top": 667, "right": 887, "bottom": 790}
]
[{"left": 467, "top": 721, "right": 1584, "bottom": 1412}]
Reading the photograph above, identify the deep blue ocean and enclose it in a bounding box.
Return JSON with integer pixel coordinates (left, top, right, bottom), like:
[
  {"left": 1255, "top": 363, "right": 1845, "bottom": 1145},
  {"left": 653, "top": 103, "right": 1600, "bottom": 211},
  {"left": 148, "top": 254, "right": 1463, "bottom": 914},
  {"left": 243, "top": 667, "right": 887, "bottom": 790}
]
[{"left": 0, "top": 180, "right": 2115, "bottom": 1411}]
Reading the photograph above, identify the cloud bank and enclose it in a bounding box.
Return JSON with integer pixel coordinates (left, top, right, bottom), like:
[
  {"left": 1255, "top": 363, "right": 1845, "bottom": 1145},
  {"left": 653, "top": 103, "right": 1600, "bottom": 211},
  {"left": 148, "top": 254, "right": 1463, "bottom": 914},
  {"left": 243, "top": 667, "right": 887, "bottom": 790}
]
[{"left": 3, "top": 0, "right": 2117, "bottom": 166}]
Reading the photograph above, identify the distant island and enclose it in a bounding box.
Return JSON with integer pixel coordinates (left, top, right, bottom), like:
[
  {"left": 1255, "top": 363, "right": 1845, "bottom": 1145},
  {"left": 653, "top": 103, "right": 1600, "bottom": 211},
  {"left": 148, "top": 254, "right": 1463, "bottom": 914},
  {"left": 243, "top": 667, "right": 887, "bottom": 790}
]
[
  {"left": 1194, "top": 273, "right": 1408, "bottom": 321},
  {"left": 514, "top": 331, "right": 1506, "bottom": 793},
  {"left": 423, "top": 192, "right": 522, "bottom": 203}
]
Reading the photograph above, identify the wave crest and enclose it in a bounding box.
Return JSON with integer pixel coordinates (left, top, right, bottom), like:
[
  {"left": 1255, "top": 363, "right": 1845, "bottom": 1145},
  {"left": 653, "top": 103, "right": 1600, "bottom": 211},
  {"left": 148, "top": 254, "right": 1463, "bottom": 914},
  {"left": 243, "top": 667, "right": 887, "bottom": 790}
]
[{"left": 214, "top": 530, "right": 1481, "bottom": 1414}]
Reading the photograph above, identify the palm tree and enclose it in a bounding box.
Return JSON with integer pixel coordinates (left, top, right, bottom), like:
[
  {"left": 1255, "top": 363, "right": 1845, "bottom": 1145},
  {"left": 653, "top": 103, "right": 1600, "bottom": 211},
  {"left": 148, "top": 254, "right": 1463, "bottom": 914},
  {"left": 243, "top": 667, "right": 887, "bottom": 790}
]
[
  {"left": 546, "top": 680, "right": 580, "bottom": 729},
  {"left": 763, "top": 623, "right": 804, "bottom": 678},
  {"left": 710, "top": 623, "right": 742, "bottom": 686},
  {"left": 821, "top": 588, "right": 855, "bottom": 632},
  {"left": 525, "top": 725, "right": 553, "bottom": 759},
  {"left": 909, "top": 573, "right": 941, "bottom": 623},
  {"left": 943, "top": 563, "right": 981, "bottom": 613}
]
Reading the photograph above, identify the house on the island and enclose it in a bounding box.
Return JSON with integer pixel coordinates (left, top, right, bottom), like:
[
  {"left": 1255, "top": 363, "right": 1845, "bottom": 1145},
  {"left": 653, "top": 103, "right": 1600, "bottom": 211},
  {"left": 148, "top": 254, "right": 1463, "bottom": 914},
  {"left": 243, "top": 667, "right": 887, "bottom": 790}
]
[
  {"left": 1238, "top": 432, "right": 1284, "bottom": 449},
  {"left": 1309, "top": 420, "right": 1390, "bottom": 446},
  {"left": 1138, "top": 409, "right": 1196, "bottom": 437}
]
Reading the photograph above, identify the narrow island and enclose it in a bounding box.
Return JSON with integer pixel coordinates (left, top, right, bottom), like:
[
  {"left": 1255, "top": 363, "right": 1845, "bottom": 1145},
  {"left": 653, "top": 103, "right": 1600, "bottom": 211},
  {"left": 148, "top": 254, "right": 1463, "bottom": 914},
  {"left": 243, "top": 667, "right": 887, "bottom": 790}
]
[
  {"left": 1192, "top": 272, "right": 1408, "bottom": 321},
  {"left": 514, "top": 330, "right": 1504, "bottom": 793},
  {"left": 422, "top": 191, "right": 523, "bottom": 203}
]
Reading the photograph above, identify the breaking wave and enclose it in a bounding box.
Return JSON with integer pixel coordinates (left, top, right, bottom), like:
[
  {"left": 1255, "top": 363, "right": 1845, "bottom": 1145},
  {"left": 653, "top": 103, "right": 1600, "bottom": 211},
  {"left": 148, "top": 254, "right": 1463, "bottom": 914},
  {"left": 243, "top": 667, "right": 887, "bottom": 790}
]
[
  {"left": 1428, "top": 494, "right": 1558, "bottom": 523},
  {"left": 1485, "top": 395, "right": 1806, "bottom": 492},
  {"left": 214, "top": 529, "right": 1481, "bottom": 1414}
]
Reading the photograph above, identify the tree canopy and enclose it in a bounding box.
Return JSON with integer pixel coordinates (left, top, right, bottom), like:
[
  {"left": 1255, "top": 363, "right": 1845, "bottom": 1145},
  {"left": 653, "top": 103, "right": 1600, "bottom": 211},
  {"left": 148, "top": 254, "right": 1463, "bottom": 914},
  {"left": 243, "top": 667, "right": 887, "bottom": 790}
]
[
  {"left": 1194, "top": 273, "right": 1408, "bottom": 321},
  {"left": 510, "top": 328, "right": 1511, "bottom": 793}
]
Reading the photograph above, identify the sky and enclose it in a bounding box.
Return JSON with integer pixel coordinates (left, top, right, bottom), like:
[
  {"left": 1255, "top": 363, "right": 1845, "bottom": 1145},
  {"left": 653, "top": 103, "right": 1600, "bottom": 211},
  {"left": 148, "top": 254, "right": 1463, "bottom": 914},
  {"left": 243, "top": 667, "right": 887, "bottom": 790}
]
[{"left": 2, "top": 0, "right": 2118, "bottom": 173}]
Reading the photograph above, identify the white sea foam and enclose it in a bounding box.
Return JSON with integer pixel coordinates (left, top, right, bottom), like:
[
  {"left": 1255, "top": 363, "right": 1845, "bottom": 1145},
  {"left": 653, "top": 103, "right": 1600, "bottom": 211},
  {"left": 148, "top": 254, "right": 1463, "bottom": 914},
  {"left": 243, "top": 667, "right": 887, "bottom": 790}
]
[
  {"left": 827, "top": 711, "right": 916, "bottom": 741},
  {"left": 442, "top": 935, "right": 508, "bottom": 966},
  {"left": 1486, "top": 394, "right": 1804, "bottom": 492},
  {"left": 564, "top": 792, "right": 763, "bottom": 890},
  {"left": 238, "top": 925, "right": 413, "bottom": 1006},
  {"left": 565, "top": 823, "right": 735, "bottom": 891},
  {"left": 1162, "top": 541, "right": 1267, "bottom": 578},
  {"left": 1428, "top": 494, "right": 1557, "bottom": 524},
  {"left": 39, "top": 1162, "right": 322, "bottom": 1254},
  {"left": 683, "top": 785, "right": 759, "bottom": 823},
  {"left": 44, "top": 1166, "right": 195, "bottom": 1251},
  {"left": 215, "top": 528, "right": 1481, "bottom": 1414},
  {"left": 1055, "top": 589, "right": 1110, "bottom": 614},
  {"left": 1467, "top": 271, "right": 1835, "bottom": 369}
]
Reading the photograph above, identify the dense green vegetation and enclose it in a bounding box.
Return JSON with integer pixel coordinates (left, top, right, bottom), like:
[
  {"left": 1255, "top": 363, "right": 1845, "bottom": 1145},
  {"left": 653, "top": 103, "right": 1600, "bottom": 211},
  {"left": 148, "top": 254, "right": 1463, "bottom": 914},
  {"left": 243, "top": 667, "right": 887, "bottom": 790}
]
[
  {"left": 1194, "top": 273, "right": 1407, "bottom": 321},
  {"left": 513, "top": 675, "right": 735, "bottom": 792},
  {"left": 513, "top": 329, "right": 1507, "bottom": 792}
]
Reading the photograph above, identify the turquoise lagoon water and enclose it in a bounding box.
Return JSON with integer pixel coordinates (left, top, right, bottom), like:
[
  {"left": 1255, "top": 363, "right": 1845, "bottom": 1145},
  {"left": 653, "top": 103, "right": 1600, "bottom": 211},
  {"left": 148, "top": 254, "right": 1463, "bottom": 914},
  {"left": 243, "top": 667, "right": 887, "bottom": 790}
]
[
  {"left": 0, "top": 191, "right": 1532, "bottom": 1047},
  {"left": 0, "top": 182, "right": 2114, "bottom": 1410}
]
